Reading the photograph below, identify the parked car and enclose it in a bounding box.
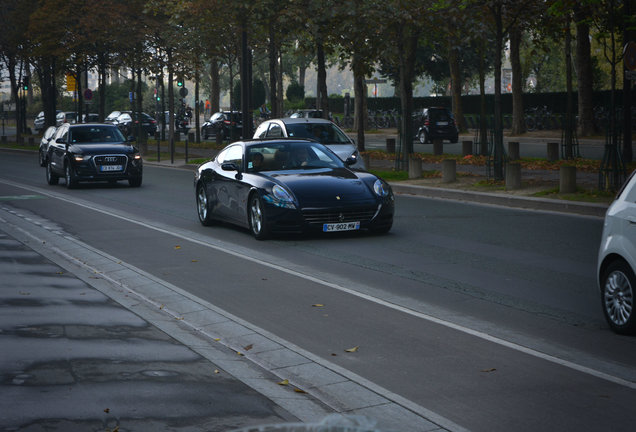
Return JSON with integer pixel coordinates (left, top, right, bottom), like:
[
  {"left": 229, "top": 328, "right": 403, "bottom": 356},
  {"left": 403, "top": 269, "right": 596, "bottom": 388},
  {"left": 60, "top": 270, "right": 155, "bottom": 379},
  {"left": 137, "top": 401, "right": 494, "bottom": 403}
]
[
  {"left": 34, "top": 110, "right": 62, "bottom": 134},
  {"left": 83, "top": 113, "right": 99, "bottom": 122},
  {"left": 56, "top": 111, "right": 79, "bottom": 126},
  {"left": 194, "top": 139, "right": 393, "bottom": 239},
  {"left": 597, "top": 169, "right": 636, "bottom": 334},
  {"left": 201, "top": 111, "right": 243, "bottom": 140},
  {"left": 105, "top": 110, "right": 157, "bottom": 137},
  {"left": 288, "top": 109, "right": 329, "bottom": 119},
  {"left": 45, "top": 123, "right": 143, "bottom": 188},
  {"left": 253, "top": 117, "right": 365, "bottom": 169},
  {"left": 38, "top": 125, "right": 57, "bottom": 167},
  {"left": 412, "top": 107, "right": 459, "bottom": 144}
]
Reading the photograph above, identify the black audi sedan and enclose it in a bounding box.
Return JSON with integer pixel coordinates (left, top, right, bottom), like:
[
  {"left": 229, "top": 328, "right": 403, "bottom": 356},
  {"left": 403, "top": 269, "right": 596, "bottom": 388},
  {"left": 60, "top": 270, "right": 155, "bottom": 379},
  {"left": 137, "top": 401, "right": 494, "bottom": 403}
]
[
  {"left": 45, "top": 123, "right": 143, "bottom": 188},
  {"left": 194, "top": 139, "right": 394, "bottom": 239}
]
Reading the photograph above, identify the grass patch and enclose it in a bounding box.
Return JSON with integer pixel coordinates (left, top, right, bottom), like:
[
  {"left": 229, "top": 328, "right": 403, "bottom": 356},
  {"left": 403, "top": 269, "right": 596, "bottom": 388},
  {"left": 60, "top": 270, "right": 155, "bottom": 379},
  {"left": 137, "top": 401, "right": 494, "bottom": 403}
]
[
  {"left": 532, "top": 187, "right": 615, "bottom": 204},
  {"left": 368, "top": 169, "right": 409, "bottom": 181}
]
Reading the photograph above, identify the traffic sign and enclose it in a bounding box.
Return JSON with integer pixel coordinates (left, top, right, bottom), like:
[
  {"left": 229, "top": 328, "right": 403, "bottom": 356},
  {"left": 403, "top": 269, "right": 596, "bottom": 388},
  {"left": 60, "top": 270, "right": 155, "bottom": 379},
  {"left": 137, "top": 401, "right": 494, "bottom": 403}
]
[
  {"left": 66, "top": 74, "right": 77, "bottom": 91},
  {"left": 179, "top": 87, "right": 188, "bottom": 97},
  {"left": 84, "top": 88, "right": 93, "bottom": 100}
]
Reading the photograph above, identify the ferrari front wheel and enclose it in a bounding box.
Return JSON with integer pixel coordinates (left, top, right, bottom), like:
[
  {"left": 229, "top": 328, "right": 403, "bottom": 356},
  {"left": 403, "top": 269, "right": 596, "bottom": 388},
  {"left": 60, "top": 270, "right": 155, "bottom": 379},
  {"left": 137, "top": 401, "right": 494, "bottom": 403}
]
[{"left": 248, "top": 194, "right": 270, "bottom": 240}]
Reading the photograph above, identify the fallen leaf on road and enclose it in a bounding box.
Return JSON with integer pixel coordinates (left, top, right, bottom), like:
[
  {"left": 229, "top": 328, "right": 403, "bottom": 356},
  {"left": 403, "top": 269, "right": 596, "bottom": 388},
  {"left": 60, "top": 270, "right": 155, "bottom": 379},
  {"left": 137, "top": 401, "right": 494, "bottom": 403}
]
[
  {"left": 312, "top": 304, "right": 324, "bottom": 307},
  {"left": 103, "top": 408, "right": 110, "bottom": 413},
  {"left": 345, "top": 346, "right": 359, "bottom": 353},
  {"left": 244, "top": 344, "right": 253, "bottom": 351},
  {"left": 174, "top": 245, "right": 181, "bottom": 250},
  {"left": 278, "top": 379, "right": 289, "bottom": 386},
  {"left": 481, "top": 368, "right": 497, "bottom": 373},
  {"left": 294, "top": 388, "right": 306, "bottom": 393}
]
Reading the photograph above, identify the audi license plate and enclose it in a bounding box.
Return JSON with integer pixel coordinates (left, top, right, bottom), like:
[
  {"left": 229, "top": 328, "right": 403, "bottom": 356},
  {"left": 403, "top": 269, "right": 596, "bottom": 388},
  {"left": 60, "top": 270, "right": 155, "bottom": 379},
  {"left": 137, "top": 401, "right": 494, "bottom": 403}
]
[
  {"left": 100, "top": 165, "right": 123, "bottom": 172},
  {"left": 323, "top": 221, "right": 360, "bottom": 232}
]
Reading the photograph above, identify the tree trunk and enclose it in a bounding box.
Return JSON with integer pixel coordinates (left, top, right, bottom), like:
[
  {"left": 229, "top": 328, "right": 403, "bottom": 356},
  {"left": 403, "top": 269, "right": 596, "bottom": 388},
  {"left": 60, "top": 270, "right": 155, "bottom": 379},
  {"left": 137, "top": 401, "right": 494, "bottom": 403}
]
[
  {"left": 98, "top": 54, "right": 106, "bottom": 122},
  {"left": 299, "top": 65, "right": 306, "bottom": 89},
  {"left": 492, "top": 4, "right": 504, "bottom": 180},
  {"left": 316, "top": 42, "right": 329, "bottom": 118},
  {"left": 510, "top": 25, "right": 525, "bottom": 135},
  {"left": 210, "top": 59, "right": 220, "bottom": 113},
  {"left": 353, "top": 62, "right": 366, "bottom": 152},
  {"left": 277, "top": 51, "right": 284, "bottom": 116},
  {"left": 448, "top": 42, "right": 466, "bottom": 132},
  {"left": 564, "top": 17, "right": 574, "bottom": 159},
  {"left": 574, "top": 5, "right": 595, "bottom": 136},
  {"left": 195, "top": 68, "right": 200, "bottom": 143},
  {"left": 399, "top": 26, "right": 418, "bottom": 169},
  {"left": 479, "top": 41, "right": 488, "bottom": 155},
  {"left": 268, "top": 28, "right": 278, "bottom": 118}
]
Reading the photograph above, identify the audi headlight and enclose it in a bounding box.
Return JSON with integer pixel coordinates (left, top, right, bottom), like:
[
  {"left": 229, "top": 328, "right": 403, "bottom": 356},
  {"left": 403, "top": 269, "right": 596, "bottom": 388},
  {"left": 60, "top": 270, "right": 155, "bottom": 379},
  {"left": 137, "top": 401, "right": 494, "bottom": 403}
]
[
  {"left": 373, "top": 179, "right": 390, "bottom": 197},
  {"left": 74, "top": 154, "right": 90, "bottom": 162},
  {"left": 263, "top": 184, "right": 296, "bottom": 209}
]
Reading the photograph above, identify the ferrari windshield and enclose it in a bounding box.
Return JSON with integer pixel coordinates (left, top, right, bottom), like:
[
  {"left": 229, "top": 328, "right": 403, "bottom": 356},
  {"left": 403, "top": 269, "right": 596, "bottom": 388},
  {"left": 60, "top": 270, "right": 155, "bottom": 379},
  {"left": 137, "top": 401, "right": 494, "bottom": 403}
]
[{"left": 246, "top": 142, "right": 344, "bottom": 172}]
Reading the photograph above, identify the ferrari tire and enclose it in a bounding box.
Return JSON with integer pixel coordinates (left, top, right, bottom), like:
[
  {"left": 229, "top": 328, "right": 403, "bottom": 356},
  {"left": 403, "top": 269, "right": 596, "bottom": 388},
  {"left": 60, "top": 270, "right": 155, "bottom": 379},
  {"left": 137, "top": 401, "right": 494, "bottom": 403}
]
[
  {"left": 248, "top": 193, "right": 270, "bottom": 240},
  {"left": 196, "top": 182, "right": 215, "bottom": 226}
]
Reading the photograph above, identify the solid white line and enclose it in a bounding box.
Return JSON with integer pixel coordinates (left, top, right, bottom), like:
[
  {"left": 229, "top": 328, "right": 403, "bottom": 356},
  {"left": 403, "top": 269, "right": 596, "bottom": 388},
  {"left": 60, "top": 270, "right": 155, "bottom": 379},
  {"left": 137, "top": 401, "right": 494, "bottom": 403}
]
[{"left": 1, "top": 177, "right": 634, "bottom": 391}]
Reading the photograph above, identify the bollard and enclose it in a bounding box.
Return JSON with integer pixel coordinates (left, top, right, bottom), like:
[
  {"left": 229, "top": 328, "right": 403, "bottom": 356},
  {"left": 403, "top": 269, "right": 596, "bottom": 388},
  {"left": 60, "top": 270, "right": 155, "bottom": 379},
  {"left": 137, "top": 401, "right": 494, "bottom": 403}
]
[
  {"left": 408, "top": 156, "right": 422, "bottom": 179},
  {"left": 386, "top": 137, "right": 396, "bottom": 153},
  {"left": 188, "top": 132, "right": 195, "bottom": 142},
  {"left": 508, "top": 141, "right": 520, "bottom": 161},
  {"left": 462, "top": 140, "right": 472, "bottom": 156},
  {"left": 433, "top": 139, "right": 443, "bottom": 156},
  {"left": 547, "top": 142, "right": 559, "bottom": 162},
  {"left": 505, "top": 162, "right": 522, "bottom": 190},
  {"left": 442, "top": 159, "right": 456, "bottom": 183},
  {"left": 362, "top": 152, "right": 370, "bottom": 169},
  {"left": 174, "top": 131, "right": 180, "bottom": 142},
  {"left": 560, "top": 165, "right": 577, "bottom": 194}
]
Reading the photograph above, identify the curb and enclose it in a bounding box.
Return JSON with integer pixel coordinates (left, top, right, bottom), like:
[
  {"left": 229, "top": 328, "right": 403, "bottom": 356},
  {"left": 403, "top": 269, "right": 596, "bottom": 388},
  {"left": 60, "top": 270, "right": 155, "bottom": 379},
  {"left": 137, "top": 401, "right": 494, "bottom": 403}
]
[{"left": 390, "top": 183, "right": 608, "bottom": 218}]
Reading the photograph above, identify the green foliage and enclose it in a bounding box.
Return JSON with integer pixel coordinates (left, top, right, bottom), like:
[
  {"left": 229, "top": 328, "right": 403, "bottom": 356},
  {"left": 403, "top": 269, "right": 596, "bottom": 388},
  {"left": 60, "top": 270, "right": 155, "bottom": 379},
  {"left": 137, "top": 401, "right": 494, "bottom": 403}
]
[{"left": 286, "top": 81, "right": 305, "bottom": 103}]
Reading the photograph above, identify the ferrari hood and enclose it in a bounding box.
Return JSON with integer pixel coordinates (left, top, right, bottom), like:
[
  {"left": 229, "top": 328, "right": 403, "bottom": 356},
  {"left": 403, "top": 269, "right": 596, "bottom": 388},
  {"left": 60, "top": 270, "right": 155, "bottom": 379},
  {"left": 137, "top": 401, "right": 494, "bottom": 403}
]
[{"left": 269, "top": 168, "right": 375, "bottom": 206}]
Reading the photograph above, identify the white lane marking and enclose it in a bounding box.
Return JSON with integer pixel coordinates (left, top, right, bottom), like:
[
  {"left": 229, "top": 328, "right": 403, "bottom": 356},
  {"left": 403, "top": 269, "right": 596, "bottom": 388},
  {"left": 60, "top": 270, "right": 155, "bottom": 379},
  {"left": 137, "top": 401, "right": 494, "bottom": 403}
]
[{"left": 2, "top": 178, "right": 635, "bottom": 391}]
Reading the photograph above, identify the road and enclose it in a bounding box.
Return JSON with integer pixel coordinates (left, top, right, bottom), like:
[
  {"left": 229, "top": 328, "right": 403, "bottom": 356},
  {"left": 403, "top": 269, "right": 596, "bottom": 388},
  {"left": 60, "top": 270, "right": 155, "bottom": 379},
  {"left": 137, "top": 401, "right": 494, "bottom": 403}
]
[{"left": 1, "top": 149, "right": 635, "bottom": 432}]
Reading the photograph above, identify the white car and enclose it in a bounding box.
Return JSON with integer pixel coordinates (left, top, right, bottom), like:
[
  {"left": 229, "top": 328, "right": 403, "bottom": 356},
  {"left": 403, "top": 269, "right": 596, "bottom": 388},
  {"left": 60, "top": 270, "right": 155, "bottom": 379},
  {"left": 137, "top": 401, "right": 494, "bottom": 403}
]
[
  {"left": 597, "top": 169, "right": 636, "bottom": 334},
  {"left": 253, "top": 117, "right": 365, "bottom": 169}
]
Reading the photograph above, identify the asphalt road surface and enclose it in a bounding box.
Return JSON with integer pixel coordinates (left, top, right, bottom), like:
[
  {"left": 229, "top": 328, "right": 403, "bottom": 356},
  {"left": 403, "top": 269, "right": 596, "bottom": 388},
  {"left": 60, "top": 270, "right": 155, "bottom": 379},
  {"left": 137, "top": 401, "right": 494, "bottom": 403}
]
[{"left": 1, "top": 149, "right": 635, "bottom": 432}]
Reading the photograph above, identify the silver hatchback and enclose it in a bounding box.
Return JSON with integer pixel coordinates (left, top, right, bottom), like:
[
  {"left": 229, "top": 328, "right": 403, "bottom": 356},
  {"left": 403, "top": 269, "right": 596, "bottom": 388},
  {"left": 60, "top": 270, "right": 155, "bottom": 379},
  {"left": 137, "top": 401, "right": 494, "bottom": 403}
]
[{"left": 597, "top": 169, "right": 636, "bottom": 334}]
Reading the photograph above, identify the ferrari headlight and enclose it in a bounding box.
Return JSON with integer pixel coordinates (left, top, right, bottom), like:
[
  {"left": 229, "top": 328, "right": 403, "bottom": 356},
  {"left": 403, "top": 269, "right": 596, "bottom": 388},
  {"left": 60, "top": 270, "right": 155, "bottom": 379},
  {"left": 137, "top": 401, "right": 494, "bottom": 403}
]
[
  {"left": 373, "top": 179, "right": 391, "bottom": 197},
  {"left": 263, "top": 184, "right": 296, "bottom": 209}
]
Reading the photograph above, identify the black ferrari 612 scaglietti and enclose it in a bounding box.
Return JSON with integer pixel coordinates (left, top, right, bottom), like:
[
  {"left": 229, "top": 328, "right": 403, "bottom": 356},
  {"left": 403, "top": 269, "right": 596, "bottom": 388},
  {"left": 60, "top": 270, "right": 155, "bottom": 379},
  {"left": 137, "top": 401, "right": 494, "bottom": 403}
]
[{"left": 194, "top": 139, "right": 394, "bottom": 239}]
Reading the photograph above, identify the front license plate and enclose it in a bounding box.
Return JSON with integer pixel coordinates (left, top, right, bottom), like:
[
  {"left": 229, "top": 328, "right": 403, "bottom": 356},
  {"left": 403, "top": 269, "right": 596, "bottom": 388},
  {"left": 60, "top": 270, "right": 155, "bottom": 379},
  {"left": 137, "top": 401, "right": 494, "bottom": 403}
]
[
  {"left": 100, "top": 165, "right": 123, "bottom": 172},
  {"left": 323, "top": 221, "right": 360, "bottom": 232}
]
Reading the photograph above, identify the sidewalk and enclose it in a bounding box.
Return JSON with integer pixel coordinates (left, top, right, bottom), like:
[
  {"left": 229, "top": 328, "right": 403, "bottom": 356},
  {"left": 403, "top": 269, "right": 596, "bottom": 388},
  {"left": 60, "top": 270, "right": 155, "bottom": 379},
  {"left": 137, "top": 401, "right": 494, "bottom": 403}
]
[{"left": 0, "top": 218, "right": 300, "bottom": 431}]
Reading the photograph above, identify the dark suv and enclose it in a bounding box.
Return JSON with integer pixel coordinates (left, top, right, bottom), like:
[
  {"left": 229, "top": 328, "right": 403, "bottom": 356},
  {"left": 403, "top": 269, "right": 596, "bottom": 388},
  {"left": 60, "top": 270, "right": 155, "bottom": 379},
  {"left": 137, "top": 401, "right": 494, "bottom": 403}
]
[
  {"left": 105, "top": 111, "right": 157, "bottom": 137},
  {"left": 201, "top": 111, "right": 243, "bottom": 140},
  {"left": 45, "top": 123, "right": 143, "bottom": 188},
  {"left": 412, "top": 107, "right": 459, "bottom": 144}
]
